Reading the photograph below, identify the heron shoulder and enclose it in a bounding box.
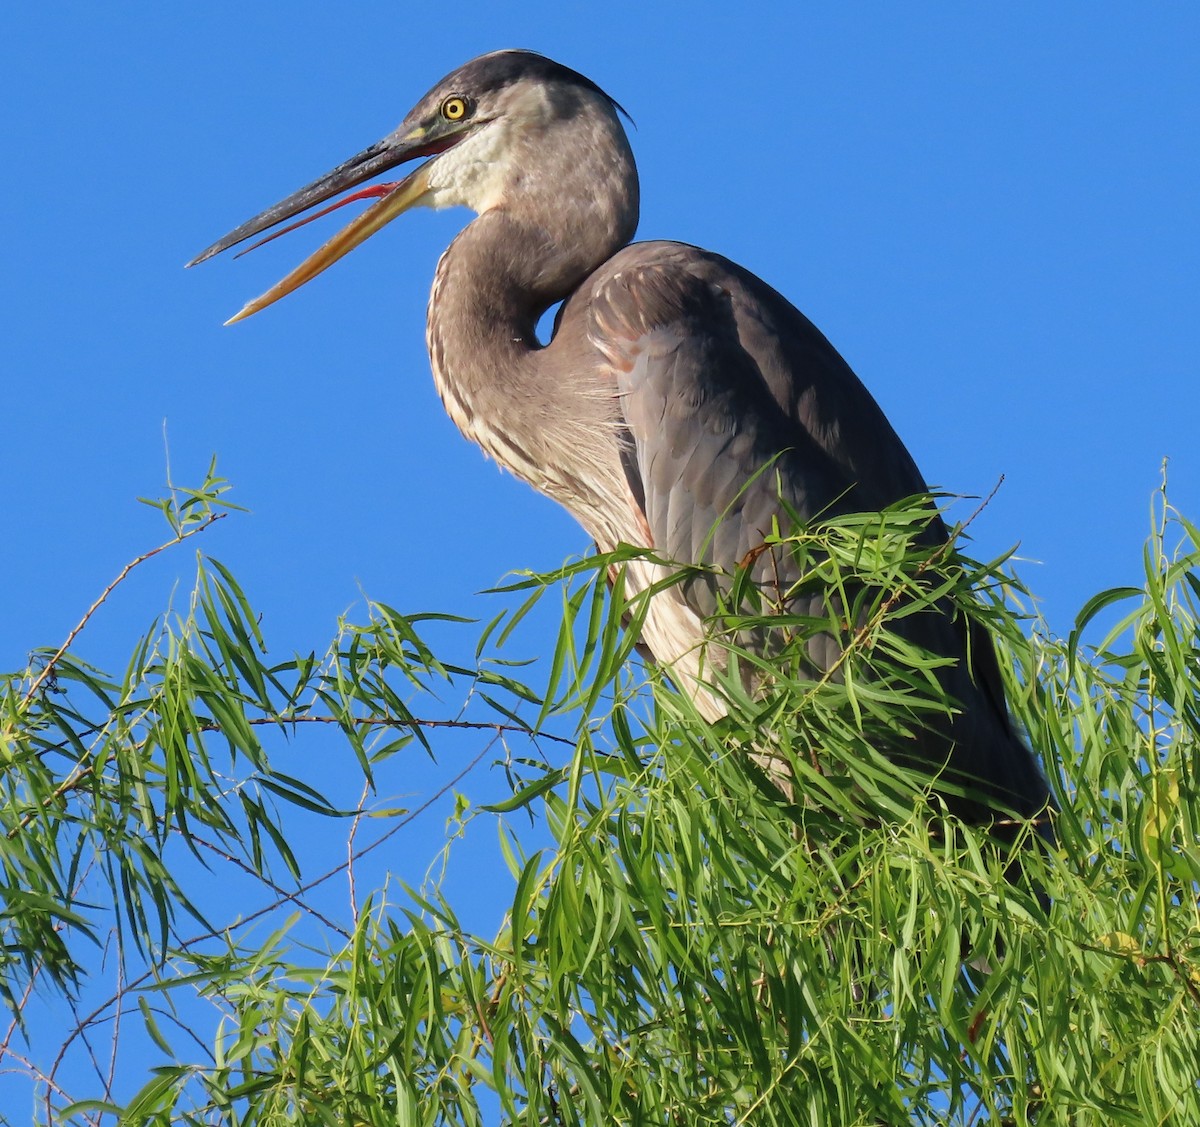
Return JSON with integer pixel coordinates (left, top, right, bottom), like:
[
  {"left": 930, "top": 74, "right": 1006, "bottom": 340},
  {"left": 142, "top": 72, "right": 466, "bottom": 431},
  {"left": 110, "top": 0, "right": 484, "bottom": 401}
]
[
  {"left": 574, "top": 240, "right": 930, "bottom": 514},
  {"left": 581, "top": 239, "right": 859, "bottom": 401}
]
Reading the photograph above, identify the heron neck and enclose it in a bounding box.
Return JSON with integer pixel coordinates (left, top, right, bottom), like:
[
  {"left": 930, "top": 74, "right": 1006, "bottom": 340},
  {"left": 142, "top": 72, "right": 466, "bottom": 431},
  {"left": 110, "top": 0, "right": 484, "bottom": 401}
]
[
  {"left": 424, "top": 208, "right": 633, "bottom": 514},
  {"left": 427, "top": 211, "right": 605, "bottom": 424}
]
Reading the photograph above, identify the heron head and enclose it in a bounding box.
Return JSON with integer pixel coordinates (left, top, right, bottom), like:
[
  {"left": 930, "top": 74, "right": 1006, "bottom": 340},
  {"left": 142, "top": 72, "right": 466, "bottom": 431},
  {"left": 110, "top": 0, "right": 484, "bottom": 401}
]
[{"left": 188, "top": 50, "right": 636, "bottom": 324}]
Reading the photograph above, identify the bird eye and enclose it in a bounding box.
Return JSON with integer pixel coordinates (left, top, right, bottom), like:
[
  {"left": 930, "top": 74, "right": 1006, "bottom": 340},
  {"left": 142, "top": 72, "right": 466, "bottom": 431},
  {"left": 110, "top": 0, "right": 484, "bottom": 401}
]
[{"left": 441, "top": 96, "right": 470, "bottom": 122}]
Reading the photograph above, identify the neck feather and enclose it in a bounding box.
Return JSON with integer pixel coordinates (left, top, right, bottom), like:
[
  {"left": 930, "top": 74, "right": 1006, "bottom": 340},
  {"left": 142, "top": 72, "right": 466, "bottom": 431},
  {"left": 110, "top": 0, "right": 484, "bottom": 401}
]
[{"left": 423, "top": 208, "right": 634, "bottom": 524}]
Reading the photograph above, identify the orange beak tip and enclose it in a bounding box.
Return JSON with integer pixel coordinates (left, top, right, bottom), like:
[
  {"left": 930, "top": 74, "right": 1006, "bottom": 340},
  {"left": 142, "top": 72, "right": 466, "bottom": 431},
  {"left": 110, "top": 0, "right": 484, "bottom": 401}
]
[
  {"left": 224, "top": 305, "right": 255, "bottom": 326},
  {"left": 209, "top": 162, "right": 435, "bottom": 327}
]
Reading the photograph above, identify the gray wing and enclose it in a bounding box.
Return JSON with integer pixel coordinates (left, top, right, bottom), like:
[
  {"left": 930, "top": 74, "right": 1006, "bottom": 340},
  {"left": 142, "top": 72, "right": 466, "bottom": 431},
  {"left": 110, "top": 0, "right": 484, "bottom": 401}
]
[
  {"left": 585, "top": 242, "right": 1051, "bottom": 821},
  {"left": 588, "top": 242, "right": 934, "bottom": 592}
]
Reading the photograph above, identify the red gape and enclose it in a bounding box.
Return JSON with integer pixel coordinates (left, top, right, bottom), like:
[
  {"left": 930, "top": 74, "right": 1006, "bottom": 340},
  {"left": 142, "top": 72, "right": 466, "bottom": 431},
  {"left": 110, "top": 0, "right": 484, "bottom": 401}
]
[{"left": 235, "top": 182, "right": 401, "bottom": 259}]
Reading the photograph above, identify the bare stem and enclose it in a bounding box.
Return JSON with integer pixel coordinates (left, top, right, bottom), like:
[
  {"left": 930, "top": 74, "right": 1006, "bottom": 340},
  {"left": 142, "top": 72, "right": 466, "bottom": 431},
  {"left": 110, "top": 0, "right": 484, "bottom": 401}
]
[{"left": 21, "top": 512, "right": 225, "bottom": 707}]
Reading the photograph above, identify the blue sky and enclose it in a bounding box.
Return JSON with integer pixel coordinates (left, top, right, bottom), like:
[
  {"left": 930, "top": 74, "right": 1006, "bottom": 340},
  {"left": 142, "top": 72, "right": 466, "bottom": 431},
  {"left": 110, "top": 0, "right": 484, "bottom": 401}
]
[
  {"left": 3, "top": 5, "right": 1197, "bottom": 671},
  {"left": 2, "top": 2, "right": 1198, "bottom": 1113}
]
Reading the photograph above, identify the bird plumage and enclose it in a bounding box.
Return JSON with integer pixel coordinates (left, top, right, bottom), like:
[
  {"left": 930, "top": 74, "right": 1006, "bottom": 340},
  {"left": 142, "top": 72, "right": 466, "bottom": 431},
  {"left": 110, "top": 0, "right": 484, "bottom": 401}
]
[{"left": 193, "top": 49, "right": 1053, "bottom": 828}]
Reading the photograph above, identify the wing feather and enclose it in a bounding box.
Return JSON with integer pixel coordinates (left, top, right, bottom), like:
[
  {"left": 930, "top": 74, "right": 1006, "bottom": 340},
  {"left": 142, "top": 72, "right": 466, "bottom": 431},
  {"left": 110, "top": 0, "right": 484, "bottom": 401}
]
[{"left": 584, "top": 242, "right": 1051, "bottom": 821}]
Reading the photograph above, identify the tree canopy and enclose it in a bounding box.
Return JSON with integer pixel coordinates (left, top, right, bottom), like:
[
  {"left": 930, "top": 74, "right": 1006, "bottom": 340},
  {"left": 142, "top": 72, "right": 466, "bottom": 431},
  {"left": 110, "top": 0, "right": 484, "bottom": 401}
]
[{"left": 2, "top": 467, "right": 1198, "bottom": 1124}]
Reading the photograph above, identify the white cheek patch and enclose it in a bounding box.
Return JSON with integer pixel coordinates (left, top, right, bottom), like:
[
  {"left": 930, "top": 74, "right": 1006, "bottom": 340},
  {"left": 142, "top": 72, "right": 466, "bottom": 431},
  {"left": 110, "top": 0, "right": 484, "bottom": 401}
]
[
  {"left": 424, "top": 125, "right": 514, "bottom": 213},
  {"left": 423, "top": 84, "right": 556, "bottom": 214}
]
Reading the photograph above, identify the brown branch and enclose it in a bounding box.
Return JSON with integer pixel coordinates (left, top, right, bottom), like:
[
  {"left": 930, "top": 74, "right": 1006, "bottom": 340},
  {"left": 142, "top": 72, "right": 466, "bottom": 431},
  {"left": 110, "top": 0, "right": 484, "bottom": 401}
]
[
  {"left": 210, "top": 712, "right": 575, "bottom": 747},
  {"left": 9, "top": 713, "right": 571, "bottom": 840},
  {"left": 1077, "top": 937, "right": 1200, "bottom": 1009}
]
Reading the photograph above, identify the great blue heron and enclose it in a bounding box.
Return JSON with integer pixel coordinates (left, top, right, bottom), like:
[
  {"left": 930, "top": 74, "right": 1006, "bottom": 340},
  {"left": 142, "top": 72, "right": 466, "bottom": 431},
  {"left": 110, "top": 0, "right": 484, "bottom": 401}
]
[{"left": 190, "top": 49, "right": 1052, "bottom": 829}]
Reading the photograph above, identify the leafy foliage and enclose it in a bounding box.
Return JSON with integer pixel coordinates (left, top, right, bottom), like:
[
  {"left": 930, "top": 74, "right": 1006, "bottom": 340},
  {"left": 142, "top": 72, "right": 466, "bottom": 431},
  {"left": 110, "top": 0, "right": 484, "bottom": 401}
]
[{"left": 2, "top": 470, "right": 1198, "bottom": 1124}]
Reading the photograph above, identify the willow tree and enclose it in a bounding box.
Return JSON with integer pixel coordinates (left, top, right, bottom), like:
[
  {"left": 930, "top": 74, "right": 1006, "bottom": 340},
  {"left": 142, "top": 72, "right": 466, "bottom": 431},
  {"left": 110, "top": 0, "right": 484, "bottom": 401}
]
[{"left": 2, "top": 467, "right": 1198, "bottom": 1125}]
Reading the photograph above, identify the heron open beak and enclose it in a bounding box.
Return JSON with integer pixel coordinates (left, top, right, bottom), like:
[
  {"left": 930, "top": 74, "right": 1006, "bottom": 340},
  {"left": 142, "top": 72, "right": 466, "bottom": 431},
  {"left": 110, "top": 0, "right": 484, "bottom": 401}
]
[{"left": 187, "top": 126, "right": 457, "bottom": 324}]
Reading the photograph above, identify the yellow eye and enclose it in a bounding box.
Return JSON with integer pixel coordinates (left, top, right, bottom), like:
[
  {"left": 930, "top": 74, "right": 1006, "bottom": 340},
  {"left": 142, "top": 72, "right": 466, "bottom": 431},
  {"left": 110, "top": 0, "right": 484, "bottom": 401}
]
[{"left": 441, "top": 96, "right": 470, "bottom": 122}]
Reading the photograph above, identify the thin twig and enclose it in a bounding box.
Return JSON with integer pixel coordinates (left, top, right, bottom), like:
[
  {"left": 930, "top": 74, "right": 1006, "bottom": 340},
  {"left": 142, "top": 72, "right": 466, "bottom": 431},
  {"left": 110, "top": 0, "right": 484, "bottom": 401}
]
[
  {"left": 0, "top": 1045, "right": 73, "bottom": 1103},
  {"left": 21, "top": 512, "right": 225, "bottom": 706},
  {"left": 0, "top": 976, "right": 38, "bottom": 1058},
  {"left": 44, "top": 735, "right": 498, "bottom": 1086},
  {"left": 347, "top": 777, "right": 372, "bottom": 927},
  {"left": 8, "top": 712, "right": 570, "bottom": 841},
  {"left": 105, "top": 958, "right": 124, "bottom": 1106},
  {"left": 187, "top": 832, "right": 351, "bottom": 940}
]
